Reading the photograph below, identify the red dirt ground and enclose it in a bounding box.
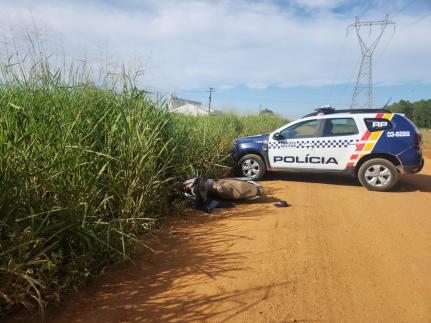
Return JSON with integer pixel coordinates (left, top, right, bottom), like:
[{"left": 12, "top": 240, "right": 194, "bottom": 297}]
[{"left": 9, "top": 157, "right": 431, "bottom": 323}]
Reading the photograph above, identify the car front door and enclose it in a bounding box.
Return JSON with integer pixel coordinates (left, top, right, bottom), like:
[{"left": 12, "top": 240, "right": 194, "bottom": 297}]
[
  {"left": 268, "top": 119, "right": 321, "bottom": 170},
  {"left": 312, "top": 117, "right": 361, "bottom": 170}
]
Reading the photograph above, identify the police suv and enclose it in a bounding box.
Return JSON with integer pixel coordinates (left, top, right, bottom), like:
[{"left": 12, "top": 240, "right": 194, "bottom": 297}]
[{"left": 231, "top": 108, "right": 424, "bottom": 191}]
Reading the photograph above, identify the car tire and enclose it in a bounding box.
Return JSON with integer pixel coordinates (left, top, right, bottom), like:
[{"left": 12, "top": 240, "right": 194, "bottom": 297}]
[
  {"left": 237, "top": 154, "right": 266, "bottom": 181},
  {"left": 358, "top": 158, "right": 399, "bottom": 192}
]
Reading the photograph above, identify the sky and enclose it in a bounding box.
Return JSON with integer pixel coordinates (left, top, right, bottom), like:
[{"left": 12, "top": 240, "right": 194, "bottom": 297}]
[{"left": 0, "top": 0, "right": 430, "bottom": 118}]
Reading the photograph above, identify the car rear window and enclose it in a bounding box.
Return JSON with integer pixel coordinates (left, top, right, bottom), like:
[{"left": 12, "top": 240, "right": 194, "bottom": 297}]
[{"left": 322, "top": 118, "right": 359, "bottom": 137}]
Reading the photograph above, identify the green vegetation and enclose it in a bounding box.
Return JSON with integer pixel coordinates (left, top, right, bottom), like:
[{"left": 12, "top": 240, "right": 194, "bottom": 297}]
[
  {"left": 421, "top": 128, "right": 431, "bottom": 151},
  {"left": 389, "top": 99, "right": 431, "bottom": 128},
  {"left": 0, "top": 63, "right": 286, "bottom": 317},
  {"left": 259, "top": 108, "right": 275, "bottom": 116}
]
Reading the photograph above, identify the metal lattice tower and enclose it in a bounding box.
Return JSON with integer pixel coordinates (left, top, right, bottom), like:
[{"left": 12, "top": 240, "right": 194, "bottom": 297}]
[{"left": 348, "top": 15, "right": 395, "bottom": 109}]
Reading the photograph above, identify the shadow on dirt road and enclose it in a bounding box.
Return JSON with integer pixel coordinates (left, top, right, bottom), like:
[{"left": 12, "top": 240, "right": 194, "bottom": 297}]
[
  {"left": 395, "top": 174, "right": 431, "bottom": 192},
  {"left": 11, "top": 203, "right": 289, "bottom": 323}
]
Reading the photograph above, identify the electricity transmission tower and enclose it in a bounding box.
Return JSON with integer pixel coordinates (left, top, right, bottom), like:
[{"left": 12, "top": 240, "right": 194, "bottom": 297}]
[{"left": 348, "top": 15, "right": 395, "bottom": 109}]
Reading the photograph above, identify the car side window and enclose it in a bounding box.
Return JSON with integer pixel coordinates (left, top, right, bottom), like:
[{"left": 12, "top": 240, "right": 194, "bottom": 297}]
[
  {"left": 280, "top": 119, "right": 319, "bottom": 139},
  {"left": 322, "top": 118, "right": 358, "bottom": 137}
]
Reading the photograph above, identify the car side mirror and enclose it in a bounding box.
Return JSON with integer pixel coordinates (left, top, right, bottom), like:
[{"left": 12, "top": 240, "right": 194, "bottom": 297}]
[{"left": 273, "top": 132, "right": 283, "bottom": 140}]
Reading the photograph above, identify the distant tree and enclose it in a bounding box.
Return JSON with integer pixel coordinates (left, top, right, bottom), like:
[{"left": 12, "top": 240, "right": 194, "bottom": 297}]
[
  {"left": 259, "top": 108, "right": 274, "bottom": 116},
  {"left": 389, "top": 99, "right": 431, "bottom": 128}
]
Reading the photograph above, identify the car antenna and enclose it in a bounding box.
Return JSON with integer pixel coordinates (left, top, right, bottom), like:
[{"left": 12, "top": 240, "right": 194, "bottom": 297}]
[{"left": 382, "top": 97, "right": 392, "bottom": 109}]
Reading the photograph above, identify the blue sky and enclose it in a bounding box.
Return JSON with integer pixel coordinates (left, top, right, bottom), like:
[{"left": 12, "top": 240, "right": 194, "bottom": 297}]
[
  {"left": 177, "top": 82, "right": 431, "bottom": 118},
  {"left": 1, "top": 0, "right": 430, "bottom": 118}
]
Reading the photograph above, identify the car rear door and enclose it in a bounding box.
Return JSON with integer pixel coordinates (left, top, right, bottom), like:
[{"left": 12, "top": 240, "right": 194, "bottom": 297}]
[{"left": 311, "top": 117, "right": 361, "bottom": 170}]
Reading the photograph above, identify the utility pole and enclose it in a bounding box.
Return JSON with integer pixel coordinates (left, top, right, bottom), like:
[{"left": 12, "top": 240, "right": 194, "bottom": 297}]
[
  {"left": 208, "top": 87, "right": 214, "bottom": 115},
  {"left": 348, "top": 15, "right": 395, "bottom": 109}
]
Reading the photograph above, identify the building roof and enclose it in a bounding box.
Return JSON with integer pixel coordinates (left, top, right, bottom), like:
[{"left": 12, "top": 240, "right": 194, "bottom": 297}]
[
  {"left": 171, "top": 103, "right": 214, "bottom": 116},
  {"left": 168, "top": 94, "right": 222, "bottom": 116},
  {"left": 169, "top": 95, "right": 203, "bottom": 110}
]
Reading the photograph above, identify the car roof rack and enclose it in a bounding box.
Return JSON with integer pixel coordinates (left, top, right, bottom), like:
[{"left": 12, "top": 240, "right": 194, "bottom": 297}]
[{"left": 302, "top": 108, "right": 392, "bottom": 118}]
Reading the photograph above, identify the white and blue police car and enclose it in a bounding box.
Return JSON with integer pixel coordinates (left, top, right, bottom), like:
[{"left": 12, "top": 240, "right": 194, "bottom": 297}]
[{"left": 231, "top": 107, "right": 424, "bottom": 191}]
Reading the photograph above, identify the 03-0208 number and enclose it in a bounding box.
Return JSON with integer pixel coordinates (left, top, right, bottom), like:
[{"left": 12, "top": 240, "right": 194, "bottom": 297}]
[{"left": 387, "top": 131, "right": 410, "bottom": 138}]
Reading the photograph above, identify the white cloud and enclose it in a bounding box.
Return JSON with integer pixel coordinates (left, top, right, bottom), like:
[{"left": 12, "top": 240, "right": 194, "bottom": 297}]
[
  {"left": 246, "top": 82, "right": 269, "bottom": 90},
  {"left": 292, "top": 0, "right": 347, "bottom": 9},
  {"left": 0, "top": 0, "right": 430, "bottom": 91},
  {"left": 218, "top": 84, "right": 236, "bottom": 90}
]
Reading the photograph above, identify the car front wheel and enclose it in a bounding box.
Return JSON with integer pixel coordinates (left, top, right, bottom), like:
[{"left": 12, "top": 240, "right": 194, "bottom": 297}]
[
  {"left": 358, "top": 158, "right": 399, "bottom": 191},
  {"left": 237, "top": 154, "right": 266, "bottom": 181}
]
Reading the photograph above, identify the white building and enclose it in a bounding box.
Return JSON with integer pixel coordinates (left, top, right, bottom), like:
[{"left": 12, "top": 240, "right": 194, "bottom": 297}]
[{"left": 168, "top": 94, "right": 221, "bottom": 116}]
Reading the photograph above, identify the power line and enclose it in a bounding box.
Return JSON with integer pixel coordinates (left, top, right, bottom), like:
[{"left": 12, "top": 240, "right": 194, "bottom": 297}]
[
  {"left": 327, "top": 34, "right": 348, "bottom": 104},
  {"left": 358, "top": 1, "right": 373, "bottom": 18},
  {"left": 371, "top": 0, "right": 410, "bottom": 63},
  {"left": 374, "top": 29, "right": 395, "bottom": 64},
  {"left": 391, "top": 0, "right": 416, "bottom": 20},
  {"left": 338, "top": 53, "right": 362, "bottom": 98},
  {"left": 399, "top": 10, "right": 431, "bottom": 31}
]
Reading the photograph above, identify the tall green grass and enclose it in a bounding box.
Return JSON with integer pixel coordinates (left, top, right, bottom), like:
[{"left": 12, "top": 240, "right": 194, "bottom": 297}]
[
  {"left": 0, "top": 62, "right": 286, "bottom": 317},
  {"left": 421, "top": 129, "right": 431, "bottom": 152}
]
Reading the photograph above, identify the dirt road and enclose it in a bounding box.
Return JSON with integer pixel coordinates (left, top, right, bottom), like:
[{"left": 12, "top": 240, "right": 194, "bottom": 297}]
[{"left": 14, "top": 158, "right": 431, "bottom": 323}]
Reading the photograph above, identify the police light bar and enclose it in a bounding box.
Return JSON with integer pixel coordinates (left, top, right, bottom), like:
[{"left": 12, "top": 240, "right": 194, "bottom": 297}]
[{"left": 315, "top": 105, "right": 335, "bottom": 114}]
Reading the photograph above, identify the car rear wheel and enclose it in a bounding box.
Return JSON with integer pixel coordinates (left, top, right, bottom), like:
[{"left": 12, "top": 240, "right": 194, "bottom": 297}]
[
  {"left": 358, "top": 158, "right": 399, "bottom": 191},
  {"left": 237, "top": 154, "right": 266, "bottom": 181}
]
